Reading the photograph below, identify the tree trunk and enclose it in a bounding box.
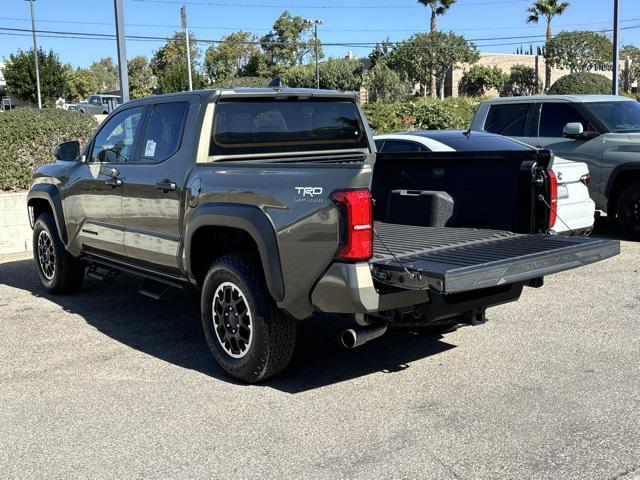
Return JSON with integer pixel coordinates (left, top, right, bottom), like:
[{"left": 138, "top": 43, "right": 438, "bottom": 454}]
[
  {"left": 430, "top": 10, "right": 437, "bottom": 98},
  {"left": 545, "top": 21, "right": 552, "bottom": 91}
]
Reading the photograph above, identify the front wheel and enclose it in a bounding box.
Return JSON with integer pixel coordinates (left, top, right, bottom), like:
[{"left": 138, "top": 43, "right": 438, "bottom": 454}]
[
  {"left": 616, "top": 181, "right": 640, "bottom": 240},
  {"left": 33, "top": 212, "right": 84, "bottom": 293},
  {"left": 201, "top": 254, "right": 296, "bottom": 383}
]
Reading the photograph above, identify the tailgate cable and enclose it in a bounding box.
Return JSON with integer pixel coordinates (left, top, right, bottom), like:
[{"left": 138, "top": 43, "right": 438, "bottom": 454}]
[
  {"left": 372, "top": 228, "right": 431, "bottom": 290},
  {"left": 537, "top": 194, "right": 575, "bottom": 235}
]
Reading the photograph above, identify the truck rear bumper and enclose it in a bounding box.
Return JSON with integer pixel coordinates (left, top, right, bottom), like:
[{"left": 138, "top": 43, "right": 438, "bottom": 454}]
[{"left": 310, "top": 262, "right": 428, "bottom": 314}]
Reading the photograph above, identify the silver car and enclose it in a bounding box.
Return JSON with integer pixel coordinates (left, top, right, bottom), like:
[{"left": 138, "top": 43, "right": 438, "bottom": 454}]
[
  {"left": 77, "top": 94, "right": 122, "bottom": 115},
  {"left": 472, "top": 95, "right": 640, "bottom": 238}
]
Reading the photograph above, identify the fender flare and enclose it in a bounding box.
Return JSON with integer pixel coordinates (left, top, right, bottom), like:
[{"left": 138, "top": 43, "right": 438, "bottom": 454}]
[
  {"left": 604, "top": 163, "right": 640, "bottom": 209},
  {"left": 185, "top": 203, "right": 285, "bottom": 302},
  {"left": 26, "top": 184, "right": 68, "bottom": 244}
]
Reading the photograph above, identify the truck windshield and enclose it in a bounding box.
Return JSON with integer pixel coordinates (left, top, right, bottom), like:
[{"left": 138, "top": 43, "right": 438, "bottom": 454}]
[
  {"left": 210, "top": 99, "right": 367, "bottom": 156},
  {"left": 584, "top": 101, "right": 640, "bottom": 133}
]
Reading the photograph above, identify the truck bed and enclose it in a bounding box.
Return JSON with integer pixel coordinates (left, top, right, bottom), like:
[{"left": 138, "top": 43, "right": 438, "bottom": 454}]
[{"left": 371, "top": 222, "right": 619, "bottom": 294}]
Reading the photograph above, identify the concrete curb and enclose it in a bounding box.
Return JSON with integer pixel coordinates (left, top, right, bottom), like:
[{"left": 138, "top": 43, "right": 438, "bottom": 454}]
[{"left": 0, "top": 192, "right": 31, "bottom": 255}]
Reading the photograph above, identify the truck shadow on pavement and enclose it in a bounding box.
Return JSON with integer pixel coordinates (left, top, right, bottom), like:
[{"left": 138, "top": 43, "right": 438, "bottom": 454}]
[{"left": 0, "top": 259, "right": 455, "bottom": 393}]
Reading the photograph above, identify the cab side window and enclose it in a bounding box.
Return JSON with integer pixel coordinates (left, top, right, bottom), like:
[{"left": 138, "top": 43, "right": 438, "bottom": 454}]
[
  {"left": 90, "top": 107, "right": 144, "bottom": 163},
  {"left": 485, "top": 103, "right": 530, "bottom": 136},
  {"left": 140, "top": 102, "right": 189, "bottom": 162},
  {"left": 538, "top": 103, "right": 593, "bottom": 137}
]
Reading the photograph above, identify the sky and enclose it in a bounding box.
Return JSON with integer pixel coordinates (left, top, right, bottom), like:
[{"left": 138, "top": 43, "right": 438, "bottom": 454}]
[{"left": 1, "top": 0, "right": 639, "bottom": 68}]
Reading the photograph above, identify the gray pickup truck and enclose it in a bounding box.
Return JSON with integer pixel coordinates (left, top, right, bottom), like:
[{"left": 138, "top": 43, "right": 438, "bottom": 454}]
[
  {"left": 471, "top": 95, "right": 640, "bottom": 238},
  {"left": 27, "top": 87, "right": 619, "bottom": 382}
]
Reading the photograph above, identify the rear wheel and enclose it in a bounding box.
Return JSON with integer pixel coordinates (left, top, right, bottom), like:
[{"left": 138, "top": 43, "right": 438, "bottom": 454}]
[
  {"left": 616, "top": 181, "right": 640, "bottom": 240},
  {"left": 33, "top": 212, "right": 84, "bottom": 293},
  {"left": 201, "top": 254, "right": 296, "bottom": 383}
]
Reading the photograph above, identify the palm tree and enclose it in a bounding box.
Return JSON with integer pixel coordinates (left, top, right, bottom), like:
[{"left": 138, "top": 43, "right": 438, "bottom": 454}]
[
  {"left": 418, "top": 0, "right": 457, "bottom": 33},
  {"left": 527, "top": 0, "right": 570, "bottom": 90},
  {"left": 417, "top": 0, "right": 457, "bottom": 97}
]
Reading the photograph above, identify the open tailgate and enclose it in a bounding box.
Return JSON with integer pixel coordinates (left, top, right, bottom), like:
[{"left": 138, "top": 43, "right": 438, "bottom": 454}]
[{"left": 371, "top": 222, "right": 619, "bottom": 294}]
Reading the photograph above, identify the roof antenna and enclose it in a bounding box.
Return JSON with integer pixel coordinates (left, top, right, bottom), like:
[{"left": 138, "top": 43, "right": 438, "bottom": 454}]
[{"left": 268, "top": 77, "right": 285, "bottom": 90}]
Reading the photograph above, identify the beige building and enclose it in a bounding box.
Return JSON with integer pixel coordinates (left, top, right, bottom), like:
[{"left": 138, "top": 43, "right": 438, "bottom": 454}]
[{"left": 445, "top": 52, "right": 616, "bottom": 98}]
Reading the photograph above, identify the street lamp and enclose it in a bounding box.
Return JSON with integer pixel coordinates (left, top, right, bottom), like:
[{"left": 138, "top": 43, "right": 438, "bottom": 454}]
[
  {"left": 612, "top": 0, "right": 620, "bottom": 95},
  {"left": 305, "top": 19, "right": 323, "bottom": 90},
  {"left": 25, "top": 0, "right": 41, "bottom": 109}
]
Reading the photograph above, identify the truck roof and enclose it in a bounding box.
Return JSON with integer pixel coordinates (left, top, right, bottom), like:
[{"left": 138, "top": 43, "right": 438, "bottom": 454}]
[
  {"left": 480, "top": 94, "right": 633, "bottom": 104},
  {"left": 123, "top": 87, "right": 357, "bottom": 106}
]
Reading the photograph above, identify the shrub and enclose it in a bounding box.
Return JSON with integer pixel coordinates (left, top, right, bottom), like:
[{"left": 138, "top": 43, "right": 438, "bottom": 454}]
[
  {"left": 459, "top": 65, "right": 508, "bottom": 97},
  {"left": 364, "top": 63, "right": 413, "bottom": 103},
  {"left": 0, "top": 108, "right": 98, "bottom": 191},
  {"left": 507, "top": 64, "right": 541, "bottom": 96},
  {"left": 211, "top": 77, "right": 271, "bottom": 88},
  {"left": 549, "top": 72, "right": 612, "bottom": 95},
  {"left": 363, "top": 97, "right": 480, "bottom": 134},
  {"left": 283, "top": 58, "right": 364, "bottom": 92}
]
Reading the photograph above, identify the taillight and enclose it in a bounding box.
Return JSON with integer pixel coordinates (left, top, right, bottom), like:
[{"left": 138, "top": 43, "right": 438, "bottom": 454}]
[
  {"left": 580, "top": 173, "right": 591, "bottom": 186},
  {"left": 548, "top": 170, "right": 558, "bottom": 228},
  {"left": 331, "top": 189, "right": 373, "bottom": 261}
]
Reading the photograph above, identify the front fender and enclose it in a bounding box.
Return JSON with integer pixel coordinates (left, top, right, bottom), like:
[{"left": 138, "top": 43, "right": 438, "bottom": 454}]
[
  {"left": 27, "top": 184, "right": 68, "bottom": 244},
  {"left": 185, "top": 203, "right": 285, "bottom": 302}
]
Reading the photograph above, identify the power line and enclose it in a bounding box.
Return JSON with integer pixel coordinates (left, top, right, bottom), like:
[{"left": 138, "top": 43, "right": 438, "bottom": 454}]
[{"left": 132, "top": 0, "right": 530, "bottom": 9}]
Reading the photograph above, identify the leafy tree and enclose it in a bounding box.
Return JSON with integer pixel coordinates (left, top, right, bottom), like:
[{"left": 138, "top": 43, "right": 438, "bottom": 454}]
[
  {"left": 417, "top": 0, "right": 457, "bottom": 32},
  {"left": 364, "top": 63, "right": 412, "bottom": 103},
  {"left": 507, "top": 64, "right": 541, "bottom": 95},
  {"left": 283, "top": 58, "right": 363, "bottom": 91},
  {"left": 260, "top": 11, "right": 322, "bottom": 74},
  {"left": 546, "top": 30, "right": 611, "bottom": 73},
  {"left": 211, "top": 77, "right": 271, "bottom": 88},
  {"left": 66, "top": 68, "right": 98, "bottom": 102},
  {"left": 4, "top": 48, "right": 68, "bottom": 106},
  {"left": 204, "top": 31, "right": 266, "bottom": 82},
  {"left": 620, "top": 45, "right": 640, "bottom": 92},
  {"left": 89, "top": 57, "right": 119, "bottom": 92},
  {"left": 368, "top": 38, "right": 394, "bottom": 70},
  {"left": 392, "top": 31, "right": 479, "bottom": 98},
  {"left": 548, "top": 72, "right": 611, "bottom": 95},
  {"left": 151, "top": 31, "right": 203, "bottom": 93},
  {"left": 127, "top": 56, "right": 156, "bottom": 99},
  {"left": 459, "top": 65, "right": 508, "bottom": 96},
  {"left": 527, "top": 0, "right": 570, "bottom": 89}
]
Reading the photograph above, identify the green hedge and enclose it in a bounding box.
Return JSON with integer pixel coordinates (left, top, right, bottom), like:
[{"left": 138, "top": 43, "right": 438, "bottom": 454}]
[
  {"left": 549, "top": 72, "right": 612, "bottom": 95},
  {"left": 363, "top": 97, "right": 481, "bottom": 134},
  {"left": 0, "top": 108, "right": 98, "bottom": 191}
]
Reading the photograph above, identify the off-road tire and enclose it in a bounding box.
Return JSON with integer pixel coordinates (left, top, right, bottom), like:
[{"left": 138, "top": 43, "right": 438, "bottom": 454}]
[
  {"left": 616, "top": 181, "right": 640, "bottom": 240},
  {"left": 201, "top": 253, "right": 296, "bottom": 383},
  {"left": 33, "top": 212, "right": 84, "bottom": 293}
]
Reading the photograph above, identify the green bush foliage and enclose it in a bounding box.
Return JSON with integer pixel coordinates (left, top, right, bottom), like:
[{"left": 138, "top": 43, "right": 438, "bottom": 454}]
[
  {"left": 212, "top": 77, "right": 271, "bottom": 88},
  {"left": 0, "top": 108, "right": 97, "bottom": 191},
  {"left": 363, "top": 97, "right": 480, "bottom": 134},
  {"left": 283, "top": 58, "right": 364, "bottom": 92},
  {"left": 459, "top": 65, "right": 508, "bottom": 97},
  {"left": 548, "top": 72, "right": 612, "bottom": 95}
]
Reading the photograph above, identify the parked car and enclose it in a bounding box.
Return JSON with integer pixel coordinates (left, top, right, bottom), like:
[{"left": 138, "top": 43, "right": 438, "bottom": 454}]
[
  {"left": 471, "top": 95, "right": 640, "bottom": 238},
  {"left": 374, "top": 131, "right": 595, "bottom": 235},
  {"left": 27, "top": 88, "right": 618, "bottom": 382},
  {"left": 77, "top": 94, "right": 122, "bottom": 115}
]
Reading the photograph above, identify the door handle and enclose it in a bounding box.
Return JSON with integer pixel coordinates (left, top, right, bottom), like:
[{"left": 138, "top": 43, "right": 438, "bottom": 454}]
[
  {"left": 105, "top": 178, "right": 123, "bottom": 187},
  {"left": 155, "top": 180, "right": 177, "bottom": 192}
]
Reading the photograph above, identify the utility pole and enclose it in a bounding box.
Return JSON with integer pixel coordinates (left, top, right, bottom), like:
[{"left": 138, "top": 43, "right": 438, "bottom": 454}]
[
  {"left": 181, "top": 6, "right": 193, "bottom": 91},
  {"left": 25, "top": 0, "right": 41, "bottom": 109},
  {"left": 305, "top": 19, "right": 323, "bottom": 89},
  {"left": 612, "top": 0, "right": 620, "bottom": 95},
  {"left": 114, "top": 0, "right": 130, "bottom": 102}
]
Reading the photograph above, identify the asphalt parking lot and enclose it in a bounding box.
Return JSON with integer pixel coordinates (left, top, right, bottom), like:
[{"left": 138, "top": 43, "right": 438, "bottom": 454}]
[{"left": 1, "top": 222, "right": 639, "bottom": 480}]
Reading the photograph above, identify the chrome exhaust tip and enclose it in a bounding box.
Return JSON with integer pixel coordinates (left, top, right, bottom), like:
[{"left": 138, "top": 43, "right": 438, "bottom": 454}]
[{"left": 341, "top": 324, "right": 388, "bottom": 349}]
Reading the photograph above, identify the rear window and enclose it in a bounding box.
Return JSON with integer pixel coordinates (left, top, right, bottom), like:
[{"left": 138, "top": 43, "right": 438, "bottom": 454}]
[
  {"left": 485, "top": 103, "right": 530, "bottom": 136},
  {"left": 210, "top": 100, "right": 367, "bottom": 156},
  {"left": 429, "top": 133, "right": 532, "bottom": 151}
]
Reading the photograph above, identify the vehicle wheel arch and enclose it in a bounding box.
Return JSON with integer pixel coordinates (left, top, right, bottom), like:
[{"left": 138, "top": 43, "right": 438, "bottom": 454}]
[
  {"left": 185, "top": 203, "right": 285, "bottom": 302},
  {"left": 27, "top": 184, "right": 68, "bottom": 244},
  {"left": 605, "top": 164, "right": 640, "bottom": 215}
]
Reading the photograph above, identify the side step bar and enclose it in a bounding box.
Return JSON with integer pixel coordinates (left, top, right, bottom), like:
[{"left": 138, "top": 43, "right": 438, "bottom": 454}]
[{"left": 84, "top": 255, "right": 187, "bottom": 300}]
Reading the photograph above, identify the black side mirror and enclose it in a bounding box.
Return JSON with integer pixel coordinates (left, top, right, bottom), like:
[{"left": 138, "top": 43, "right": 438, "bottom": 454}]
[{"left": 54, "top": 141, "right": 81, "bottom": 160}]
